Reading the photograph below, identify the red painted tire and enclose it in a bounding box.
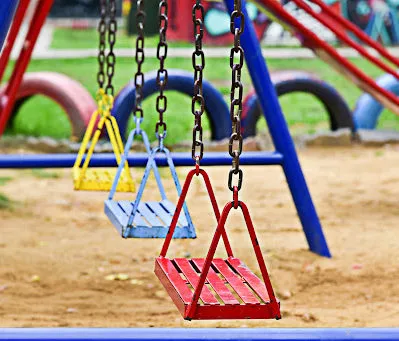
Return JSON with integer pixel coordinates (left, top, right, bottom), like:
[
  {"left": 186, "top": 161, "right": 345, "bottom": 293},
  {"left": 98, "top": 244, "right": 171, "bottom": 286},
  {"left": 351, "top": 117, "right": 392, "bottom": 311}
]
[{"left": 3, "top": 72, "right": 96, "bottom": 139}]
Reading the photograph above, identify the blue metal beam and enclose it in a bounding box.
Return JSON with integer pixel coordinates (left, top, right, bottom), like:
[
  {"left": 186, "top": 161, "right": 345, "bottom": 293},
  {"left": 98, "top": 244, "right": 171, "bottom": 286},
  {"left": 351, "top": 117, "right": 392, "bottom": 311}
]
[
  {"left": 0, "top": 0, "right": 19, "bottom": 52},
  {"left": 0, "top": 151, "right": 284, "bottom": 169},
  {"left": 0, "top": 328, "right": 398, "bottom": 340}
]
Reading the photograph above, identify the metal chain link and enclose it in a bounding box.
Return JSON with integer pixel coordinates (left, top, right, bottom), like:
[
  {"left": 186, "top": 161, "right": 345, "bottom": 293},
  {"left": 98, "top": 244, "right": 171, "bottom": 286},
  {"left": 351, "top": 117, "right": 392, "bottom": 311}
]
[
  {"left": 191, "top": 0, "right": 205, "bottom": 164},
  {"left": 228, "top": 0, "right": 245, "bottom": 192},
  {"left": 105, "top": 0, "right": 117, "bottom": 96},
  {"left": 155, "top": 0, "right": 169, "bottom": 144},
  {"left": 97, "top": 0, "right": 107, "bottom": 89},
  {"left": 134, "top": 0, "right": 146, "bottom": 127}
]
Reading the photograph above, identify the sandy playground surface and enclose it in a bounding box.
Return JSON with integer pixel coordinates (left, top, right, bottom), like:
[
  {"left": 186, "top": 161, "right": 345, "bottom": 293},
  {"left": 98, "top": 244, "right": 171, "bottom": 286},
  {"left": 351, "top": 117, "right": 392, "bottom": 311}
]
[{"left": 0, "top": 146, "right": 399, "bottom": 327}]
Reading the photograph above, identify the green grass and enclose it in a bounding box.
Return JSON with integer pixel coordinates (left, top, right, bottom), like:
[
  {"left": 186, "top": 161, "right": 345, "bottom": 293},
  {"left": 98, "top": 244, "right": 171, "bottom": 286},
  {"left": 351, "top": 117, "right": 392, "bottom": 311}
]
[
  {"left": 4, "top": 56, "right": 399, "bottom": 144},
  {"left": 0, "top": 177, "right": 13, "bottom": 186},
  {"left": 0, "top": 193, "right": 12, "bottom": 210},
  {"left": 9, "top": 96, "right": 71, "bottom": 138},
  {"left": 31, "top": 169, "right": 61, "bottom": 179},
  {"left": 51, "top": 28, "right": 193, "bottom": 50}
]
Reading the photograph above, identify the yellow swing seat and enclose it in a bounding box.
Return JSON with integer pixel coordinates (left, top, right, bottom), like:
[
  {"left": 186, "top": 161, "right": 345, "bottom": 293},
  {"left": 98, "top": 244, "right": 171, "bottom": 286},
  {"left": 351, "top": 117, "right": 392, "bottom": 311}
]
[
  {"left": 73, "top": 167, "right": 134, "bottom": 192},
  {"left": 73, "top": 90, "right": 135, "bottom": 192}
]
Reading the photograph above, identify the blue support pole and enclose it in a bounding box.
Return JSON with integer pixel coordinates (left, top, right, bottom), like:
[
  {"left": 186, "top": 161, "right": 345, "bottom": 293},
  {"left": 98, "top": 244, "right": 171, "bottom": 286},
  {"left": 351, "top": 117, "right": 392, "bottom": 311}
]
[
  {"left": 0, "top": 0, "right": 19, "bottom": 52},
  {"left": 224, "top": 0, "right": 331, "bottom": 257},
  {"left": 1, "top": 328, "right": 399, "bottom": 340}
]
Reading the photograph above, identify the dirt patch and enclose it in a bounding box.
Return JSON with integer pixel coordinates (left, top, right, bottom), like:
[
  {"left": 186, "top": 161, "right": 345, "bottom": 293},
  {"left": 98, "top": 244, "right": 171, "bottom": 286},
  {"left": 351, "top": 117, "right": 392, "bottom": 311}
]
[{"left": 1, "top": 146, "right": 399, "bottom": 327}]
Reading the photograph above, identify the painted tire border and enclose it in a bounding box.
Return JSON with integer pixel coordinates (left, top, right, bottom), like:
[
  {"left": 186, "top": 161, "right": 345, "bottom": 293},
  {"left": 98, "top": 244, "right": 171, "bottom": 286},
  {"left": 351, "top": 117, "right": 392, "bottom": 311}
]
[
  {"left": 3, "top": 71, "right": 96, "bottom": 139},
  {"left": 242, "top": 70, "right": 355, "bottom": 137},
  {"left": 112, "top": 69, "right": 231, "bottom": 141}
]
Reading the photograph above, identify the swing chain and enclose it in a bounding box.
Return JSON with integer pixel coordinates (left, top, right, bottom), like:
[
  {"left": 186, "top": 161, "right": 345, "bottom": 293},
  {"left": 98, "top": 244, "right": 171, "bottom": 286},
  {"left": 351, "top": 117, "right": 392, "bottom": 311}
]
[
  {"left": 155, "top": 0, "right": 169, "bottom": 146},
  {"left": 134, "top": 0, "right": 146, "bottom": 128},
  {"left": 191, "top": 0, "right": 205, "bottom": 164},
  {"left": 228, "top": 0, "right": 245, "bottom": 192},
  {"left": 97, "top": 0, "right": 107, "bottom": 90},
  {"left": 105, "top": 0, "right": 117, "bottom": 96}
]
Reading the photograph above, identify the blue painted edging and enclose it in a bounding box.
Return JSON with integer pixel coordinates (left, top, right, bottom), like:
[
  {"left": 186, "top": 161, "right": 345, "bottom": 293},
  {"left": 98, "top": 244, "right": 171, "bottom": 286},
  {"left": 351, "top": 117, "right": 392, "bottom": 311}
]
[{"left": 0, "top": 328, "right": 399, "bottom": 340}]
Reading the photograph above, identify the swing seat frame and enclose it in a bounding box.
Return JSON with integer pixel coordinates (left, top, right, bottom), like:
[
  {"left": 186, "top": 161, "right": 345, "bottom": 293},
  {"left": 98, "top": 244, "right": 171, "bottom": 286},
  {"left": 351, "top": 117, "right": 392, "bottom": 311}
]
[
  {"left": 155, "top": 256, "right": 279, "bottom": 320},
  {"left": 105, "top": 128, "right": 195, "bottom": 239},
  {"left": 73, "top": 100, "right": 135, "bottom": 192},
  {"left": 155, "top": 168, "right": 281, "bottom": 320},
  {"left": 73, "top": 167, "right": 133, "bottom": 192}
]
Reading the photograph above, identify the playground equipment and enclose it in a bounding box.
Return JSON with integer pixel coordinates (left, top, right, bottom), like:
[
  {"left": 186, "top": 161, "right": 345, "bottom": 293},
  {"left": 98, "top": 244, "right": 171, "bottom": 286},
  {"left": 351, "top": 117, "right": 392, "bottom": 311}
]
[
  {"left": 0, "top": 0, "right": 332, "bottom": 258},
  {"left": 73, "top": 0, "right": 134, "bottom": 192},
  {"left": 0, "top": 0, "right": 96, "bottom": 139},
  {"left": 252, "top": 0, "right": 399, "bottom": 119},
  {"left": 0, "top": 152, "right": 283, "bottom": 168},
  {"left": 1, "top": 328, "right": 399, "bottom": 340},
  {"left": 105, "top": 0, "right": 195, "bottom": 239},
  {"left": 154, "top": 0, "right": 280, "bottom": 320},
  {"left": 354, "top": 73, "right": 399, "bottom": 129},
  {"left": 242, "top": 70, "right": 354, "bottom": 137}
]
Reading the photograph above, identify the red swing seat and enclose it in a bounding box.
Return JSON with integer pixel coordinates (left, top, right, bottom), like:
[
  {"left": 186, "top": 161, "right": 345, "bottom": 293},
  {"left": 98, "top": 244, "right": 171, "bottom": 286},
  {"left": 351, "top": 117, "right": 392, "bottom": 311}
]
[
  {"left": 155, "top": 256, "right": 278, "bottom": 320},
  {"left": 155, "top": 168, "right": 281, "bottom": 321}
]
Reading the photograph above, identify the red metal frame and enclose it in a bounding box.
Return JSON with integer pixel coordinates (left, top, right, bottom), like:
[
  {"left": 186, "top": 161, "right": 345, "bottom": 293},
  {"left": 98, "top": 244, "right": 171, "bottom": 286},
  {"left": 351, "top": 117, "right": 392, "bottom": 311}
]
[
  {"left": 156, "top": 167, "right": 280, "bottom": 320},
  {"left": 291, "top": 0, "right": 399, "bottom": 80},
  {"left": 0, "top": 0, "right": 30, "bottom": 83},
  {"left": 308, "top": 0, "right": 399, "bottom": 69},
  {"left": 160, "top": 167, "right": 233, "bottom": 258},
  {"left": 253, "top": 0, "right": 399, "bottom": 116},
  {"left": 0, "top": 0, "right": 54, "bottom": 135}
]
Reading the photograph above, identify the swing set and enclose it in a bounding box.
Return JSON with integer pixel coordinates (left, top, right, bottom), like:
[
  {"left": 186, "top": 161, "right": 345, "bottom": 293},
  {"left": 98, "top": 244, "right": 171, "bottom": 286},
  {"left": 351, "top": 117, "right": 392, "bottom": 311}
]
[
  {"left": 74, "top": 0, "right": 332, "bottom": 319},
  {"left": 101, "top": 0, "right": 281, "bottom": 320},
  {"left": 0, "top": 0, "right": 337, "bottom": 321},
  {"left": 153, "top": 0, "right": 280, "bottom": 320}
]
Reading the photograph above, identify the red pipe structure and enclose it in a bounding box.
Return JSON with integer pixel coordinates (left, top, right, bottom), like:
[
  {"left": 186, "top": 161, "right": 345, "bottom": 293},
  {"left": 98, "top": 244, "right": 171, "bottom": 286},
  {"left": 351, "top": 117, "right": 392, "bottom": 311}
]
[
  {"left": 0, "top": 0, "right": 30, "bottom": 83},
  {"left": 0, "top": 0, "right": 55, "bottom": 135},
  {"left": 0, "top": 0, "right": 95, "bottom": 139},
  {"left": 290, "top": 0, "right": 399, "bottom": 80},
  {"left": 308, "top": 0, "right": 399, "bottom": 69},
  {"left": 252, "top": 0, "right": 399, "bottom": 116}
]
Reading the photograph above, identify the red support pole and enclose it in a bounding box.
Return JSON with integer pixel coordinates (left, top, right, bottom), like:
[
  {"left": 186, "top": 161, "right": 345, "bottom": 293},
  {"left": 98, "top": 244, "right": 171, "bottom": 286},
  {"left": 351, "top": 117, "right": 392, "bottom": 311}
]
[
  {"left": 309, "top": 0, "right": 399, "bottom": 69},
  {"left": 291, "top": 0, "right": 399, "bottom": 80},
  {"left": 0, "top": 0, "right": 30, "bottom": 83},
  {"left": 0, "top": 0, "right": 54, "bottom": 135}
]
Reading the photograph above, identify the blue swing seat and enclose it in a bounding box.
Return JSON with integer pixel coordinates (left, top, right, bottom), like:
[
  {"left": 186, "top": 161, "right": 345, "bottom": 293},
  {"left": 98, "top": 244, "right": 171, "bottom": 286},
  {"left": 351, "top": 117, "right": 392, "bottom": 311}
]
[
  {"left": 105, "top": 199, "right": 193, "bottom": 238},
  {"left": 105, "top": 128, "right": 196, "bottom": 239}
]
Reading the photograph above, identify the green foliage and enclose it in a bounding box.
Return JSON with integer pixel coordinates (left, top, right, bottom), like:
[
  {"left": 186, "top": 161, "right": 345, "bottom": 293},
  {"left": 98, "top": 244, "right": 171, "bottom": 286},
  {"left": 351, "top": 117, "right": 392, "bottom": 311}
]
[
  {"left": 31, "top": 169, "right": 61, "bottom": 179},
  {"left": 0, "top": 193, "right": 12, "bottom": 210},
  {"left": 0, "top": 177, "right": 13, "bottom": 186},
  {"left": 8, "top": 96, "right": 71, "bottom": 138}
]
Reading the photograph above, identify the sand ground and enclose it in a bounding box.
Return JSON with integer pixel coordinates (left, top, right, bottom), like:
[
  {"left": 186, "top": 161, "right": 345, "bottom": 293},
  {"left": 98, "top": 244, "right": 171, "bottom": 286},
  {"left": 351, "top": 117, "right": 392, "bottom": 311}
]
[{"left": 1, "top": 146, "right": 399, "bottom": 327}]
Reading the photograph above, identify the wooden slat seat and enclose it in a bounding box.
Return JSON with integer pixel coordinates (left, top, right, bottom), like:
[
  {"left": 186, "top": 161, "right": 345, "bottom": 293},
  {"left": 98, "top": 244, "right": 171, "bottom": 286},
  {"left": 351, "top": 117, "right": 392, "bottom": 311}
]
[
  {"left": 104, "top": 199, "right": 195, "bottom": 239},
  {"left": 155, "top": 256, "right": 280, "bottom": 320}
]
